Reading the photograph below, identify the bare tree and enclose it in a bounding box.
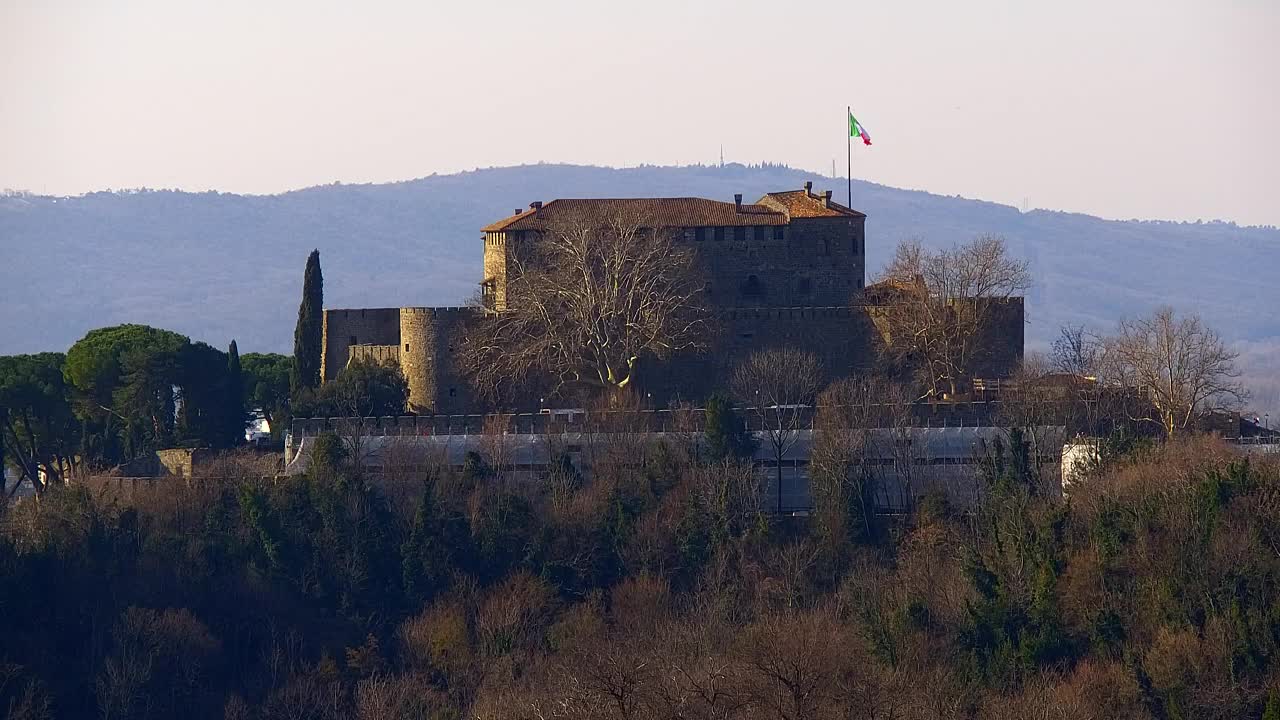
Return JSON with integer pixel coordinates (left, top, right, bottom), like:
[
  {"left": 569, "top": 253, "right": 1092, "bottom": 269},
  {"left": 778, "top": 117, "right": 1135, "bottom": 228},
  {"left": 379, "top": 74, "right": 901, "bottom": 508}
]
[
  {"left": 1048, "top": 323, "right": 1125, "bottom": 441},
  {"left": 731, "top": 349, "right": 823, "bottom": 514},
  {"left": 1051, "top": 323, "right": 1102, "bottom": 377},
  {"left": 735, "top": 608, "right": 848, "bottom": 719},
  {"left": 873, "top": 235, "right": 1031, "bottom": 398},
  {"left": 462, "top": 207, "right": 712, "bottom": 402},
  {"left": 811, "top": 376, "right": 885, "bottom": 546},
  {"left": 1101, "top": 307, "right": 1247, "bottom": 437}
]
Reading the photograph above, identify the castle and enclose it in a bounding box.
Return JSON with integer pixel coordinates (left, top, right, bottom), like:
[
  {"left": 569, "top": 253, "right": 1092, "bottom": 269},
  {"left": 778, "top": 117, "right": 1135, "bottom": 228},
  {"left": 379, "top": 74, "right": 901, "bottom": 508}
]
[{"left": 320, "top": 183, "right": 1024, "bottom": 413}]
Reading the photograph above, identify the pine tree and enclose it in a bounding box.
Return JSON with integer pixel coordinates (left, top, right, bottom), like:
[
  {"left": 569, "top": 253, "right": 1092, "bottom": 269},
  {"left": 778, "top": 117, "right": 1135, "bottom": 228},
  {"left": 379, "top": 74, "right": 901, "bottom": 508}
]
[
  {"left": 227, "top": 340, "right": 245, "bottom": 445},
  {"left": 291, "top": 250, "right": 324, "bottom": 394}
]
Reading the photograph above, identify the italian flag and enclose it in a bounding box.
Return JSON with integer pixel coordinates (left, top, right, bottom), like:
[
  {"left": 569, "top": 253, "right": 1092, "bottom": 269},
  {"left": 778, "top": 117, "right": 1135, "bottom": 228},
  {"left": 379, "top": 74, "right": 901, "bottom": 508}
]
[{"left": 849, "top": 112, "right": 872, "bottom": 146}]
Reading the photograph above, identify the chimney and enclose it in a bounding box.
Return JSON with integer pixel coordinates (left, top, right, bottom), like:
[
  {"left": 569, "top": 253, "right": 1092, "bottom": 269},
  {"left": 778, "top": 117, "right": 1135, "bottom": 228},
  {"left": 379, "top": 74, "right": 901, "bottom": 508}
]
[
  {"left": 803, "top": 181, "right": 813, "bottom": 196},
  {"left": 822, "top": 190, "right": 832, "bottom": 208},
  {"left": 530, "top": 201, "right": 543, "bottom": 211},
  {"left": 734, "top": 193, "right": 743, "bottom": 211},
  {"left": 514, "top": 208, "right": 522, "bottom": 216}
]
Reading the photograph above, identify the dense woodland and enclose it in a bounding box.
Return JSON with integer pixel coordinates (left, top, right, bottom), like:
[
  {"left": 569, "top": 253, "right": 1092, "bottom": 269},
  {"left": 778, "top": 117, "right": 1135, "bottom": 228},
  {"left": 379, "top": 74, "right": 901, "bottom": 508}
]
[
  {"left": 0, "top": 323, "right": 405, "bottom": 495},
  {"left": 2, "top": 425, "right": 1279, "bottom": 719}
]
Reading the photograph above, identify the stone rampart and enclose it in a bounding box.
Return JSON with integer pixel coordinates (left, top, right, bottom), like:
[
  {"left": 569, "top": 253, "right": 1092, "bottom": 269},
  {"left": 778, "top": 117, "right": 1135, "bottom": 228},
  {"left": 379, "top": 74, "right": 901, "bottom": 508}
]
[{"left": 321, "top": 308, "right": 401, "bottom": 382}]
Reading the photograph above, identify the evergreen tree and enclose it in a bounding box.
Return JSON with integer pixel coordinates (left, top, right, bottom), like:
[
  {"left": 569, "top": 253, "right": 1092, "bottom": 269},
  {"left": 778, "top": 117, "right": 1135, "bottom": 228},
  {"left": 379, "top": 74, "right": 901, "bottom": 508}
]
[
  {"left": 702, "top": 393, "right": 756, "bottom": 462},
  {"left": 226, "top": 340, "right": 245, "bottom": 445},
  {"left": 241, "top": 353, "right": 292, "bottom": 441},
  {"left": 291, "top": 250, "right": 324, "bottom": 394}
]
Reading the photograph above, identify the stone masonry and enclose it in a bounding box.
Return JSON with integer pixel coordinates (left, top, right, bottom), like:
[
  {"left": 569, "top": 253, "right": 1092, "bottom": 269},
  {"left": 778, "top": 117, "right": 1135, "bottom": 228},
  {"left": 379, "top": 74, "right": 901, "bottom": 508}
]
[{"left": 320, "top": 184, "right": 1024, "bottom": 412}]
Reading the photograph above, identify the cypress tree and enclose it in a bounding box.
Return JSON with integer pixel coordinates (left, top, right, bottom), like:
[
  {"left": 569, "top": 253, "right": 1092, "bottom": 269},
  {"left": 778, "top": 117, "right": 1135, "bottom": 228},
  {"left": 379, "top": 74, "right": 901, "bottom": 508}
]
[
  {"left": 291, "top": 249, "right": 324, "bottom": 393},
  {"left": 227, "top": 340, "right": 245, "bottom": 445}
]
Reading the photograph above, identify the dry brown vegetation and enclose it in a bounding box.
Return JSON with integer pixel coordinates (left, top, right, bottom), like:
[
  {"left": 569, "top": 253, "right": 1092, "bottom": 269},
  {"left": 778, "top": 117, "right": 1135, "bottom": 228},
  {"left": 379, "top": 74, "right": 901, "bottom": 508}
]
[{"left": 1, "top": 427, "right": 1279, "bottom": 719}]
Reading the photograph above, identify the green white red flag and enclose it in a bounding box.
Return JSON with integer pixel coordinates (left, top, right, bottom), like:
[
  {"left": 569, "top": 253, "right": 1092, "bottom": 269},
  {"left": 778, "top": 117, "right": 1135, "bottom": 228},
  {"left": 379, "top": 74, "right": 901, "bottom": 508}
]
[{"left": 849, "top": 112, "right": 872, "bottom": 146}]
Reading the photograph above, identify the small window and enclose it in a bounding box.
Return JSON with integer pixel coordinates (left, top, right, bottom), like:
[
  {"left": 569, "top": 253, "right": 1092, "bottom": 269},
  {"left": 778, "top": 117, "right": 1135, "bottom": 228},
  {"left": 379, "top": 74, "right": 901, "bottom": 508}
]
[
  {"left": 404, "top": 343, "right": 410, "bottom": 352},
  {"left": 448, "top": 388, "right": 457, "bottom": 397},
  {"left": 739, "top": 332, "right": 754, "bottom": 340},
  {"left": 694, "top": 227, "right": 705, "bottom": 241},
  {"left": 773, "top": 227, "right": 784, "bottom": 240},
  {"left": 733, "top": 226, "right": 745, "bottom": 242},
  {"left": 349, "top": 335, "right": 358, "bottom": 345},
  {"left": 755, "top": 226, "right": 766, "bottom": 241},
  {"left": 743, "top": 275, "right": 763, "bottom": 297},
  {"left": 714, "top": 227, "right": 725, "bottom": 242},
  {"left": 797, "top": 277, "right": 812, "bottom": 295},
  {"left": 823, "top": 238, "right": 831, "bottom": 255}
]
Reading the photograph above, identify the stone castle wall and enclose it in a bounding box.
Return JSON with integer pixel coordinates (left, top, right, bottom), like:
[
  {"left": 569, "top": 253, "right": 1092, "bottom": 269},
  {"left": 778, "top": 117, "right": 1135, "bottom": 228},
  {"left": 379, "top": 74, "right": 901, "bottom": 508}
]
[
  {"left": 319, "top": 299, "right": 1021, "bottom": 414},
  {"left": 679, "top": 216, "right": 865, "bottom": 307},
  {"left": 321, "top": 308, "right": 401, "bottom": 382},
  {"left": 399, "top": 307, "right": 482, "bottom": 414},
  {"left": 636, "top": 307, "right": 880, "bottom": 405},
  {"left": 347, "top": 344, "right": 400, "bottom": 367},
  {"left": 970, "top": 298, "right": 1025, "bottom": 379},
  {"left": 321, "top": 307, "right": 484, "bottom": 414},
  {"left": 482, "top": 232, "right": 510, "bottom": 311},
  {"left": 317, "top": 192, "right": 1024, "bottom": 414}
]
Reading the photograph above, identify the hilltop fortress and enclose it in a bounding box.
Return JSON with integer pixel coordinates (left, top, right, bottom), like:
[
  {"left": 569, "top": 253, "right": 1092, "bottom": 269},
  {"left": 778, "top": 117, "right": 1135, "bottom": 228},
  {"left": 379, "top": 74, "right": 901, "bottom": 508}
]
[{"left": 320, "top": 183, "right": 1024, "bottom": 413}]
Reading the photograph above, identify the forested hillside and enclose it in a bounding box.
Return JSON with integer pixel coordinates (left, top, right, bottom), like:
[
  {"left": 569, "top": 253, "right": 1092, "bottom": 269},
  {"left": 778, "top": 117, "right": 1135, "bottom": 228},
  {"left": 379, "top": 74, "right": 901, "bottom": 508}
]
[{"left": 2, "top": 431, "right": 1278, "bottom": 718}]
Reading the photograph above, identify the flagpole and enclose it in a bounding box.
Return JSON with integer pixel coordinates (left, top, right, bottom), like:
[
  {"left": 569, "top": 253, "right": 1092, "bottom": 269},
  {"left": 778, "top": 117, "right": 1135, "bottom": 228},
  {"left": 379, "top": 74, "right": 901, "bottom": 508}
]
[{"left": 846, "top": 106, "right": 852, "bottom": 208}]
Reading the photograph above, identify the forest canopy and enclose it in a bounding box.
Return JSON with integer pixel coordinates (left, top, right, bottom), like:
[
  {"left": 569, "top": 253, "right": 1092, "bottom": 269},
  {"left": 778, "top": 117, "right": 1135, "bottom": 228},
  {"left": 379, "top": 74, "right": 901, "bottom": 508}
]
[{"left": 1, "top": 428, "right": 1277, "bottom": 719}]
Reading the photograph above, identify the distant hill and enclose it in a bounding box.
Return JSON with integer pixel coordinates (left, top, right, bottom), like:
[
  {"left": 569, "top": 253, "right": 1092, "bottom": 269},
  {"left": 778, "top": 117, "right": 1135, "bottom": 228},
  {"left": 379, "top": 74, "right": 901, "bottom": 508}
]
[{"left": 2, "top": 163, "right": 1277, "bottom": 411}]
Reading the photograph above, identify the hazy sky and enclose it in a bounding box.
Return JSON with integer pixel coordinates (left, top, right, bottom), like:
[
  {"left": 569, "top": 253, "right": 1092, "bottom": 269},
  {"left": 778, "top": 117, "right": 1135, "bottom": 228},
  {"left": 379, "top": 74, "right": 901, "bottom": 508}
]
[{"left": 2, "top": 0, "right": 1277, "bottom": 225}]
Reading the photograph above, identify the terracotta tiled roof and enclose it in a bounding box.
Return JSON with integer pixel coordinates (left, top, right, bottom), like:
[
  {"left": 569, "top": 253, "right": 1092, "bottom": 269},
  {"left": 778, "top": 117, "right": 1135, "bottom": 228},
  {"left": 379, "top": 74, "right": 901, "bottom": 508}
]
[
  {"left": 482, "top": 197, "right": 788, "bottom": 233},
  {"left": 758, "top": 190, "right": 867, "bottom": 219}
]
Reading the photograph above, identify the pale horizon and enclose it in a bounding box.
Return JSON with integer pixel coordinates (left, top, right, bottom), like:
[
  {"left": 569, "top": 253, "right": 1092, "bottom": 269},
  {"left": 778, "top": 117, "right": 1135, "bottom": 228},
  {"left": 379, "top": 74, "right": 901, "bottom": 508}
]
[{"left": 3, "top": 0, "right": 1278, "bottom": 226}]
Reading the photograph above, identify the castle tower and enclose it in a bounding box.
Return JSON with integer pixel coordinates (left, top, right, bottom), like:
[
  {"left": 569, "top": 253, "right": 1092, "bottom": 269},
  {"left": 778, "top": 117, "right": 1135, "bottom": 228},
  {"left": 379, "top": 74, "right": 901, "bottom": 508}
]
[
  {"left": 399, "top": 307, "right": 436, "bottom": 413},
  {"left": 482, "top": 231, "right": 509, "bottom": 311}
]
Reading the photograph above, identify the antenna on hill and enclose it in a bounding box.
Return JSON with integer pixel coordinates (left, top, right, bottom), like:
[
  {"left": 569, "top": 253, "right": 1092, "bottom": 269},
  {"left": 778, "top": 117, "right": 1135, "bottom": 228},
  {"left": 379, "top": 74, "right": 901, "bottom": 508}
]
[
  {"left": 719, "top": 145, "right": 724, "bottom": 168},
  {"left": 832, "top": 159, "right": 836, "bottom": 178}
]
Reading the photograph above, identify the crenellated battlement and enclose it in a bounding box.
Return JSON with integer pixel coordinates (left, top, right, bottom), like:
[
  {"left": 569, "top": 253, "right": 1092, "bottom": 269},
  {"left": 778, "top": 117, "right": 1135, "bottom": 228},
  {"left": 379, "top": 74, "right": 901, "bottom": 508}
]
[
  {"left": 399, "top": 306, "right": 480, "bottom": 316},
  {"left": 723, "top": 306, "right": 858, "bottom": 321}
]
